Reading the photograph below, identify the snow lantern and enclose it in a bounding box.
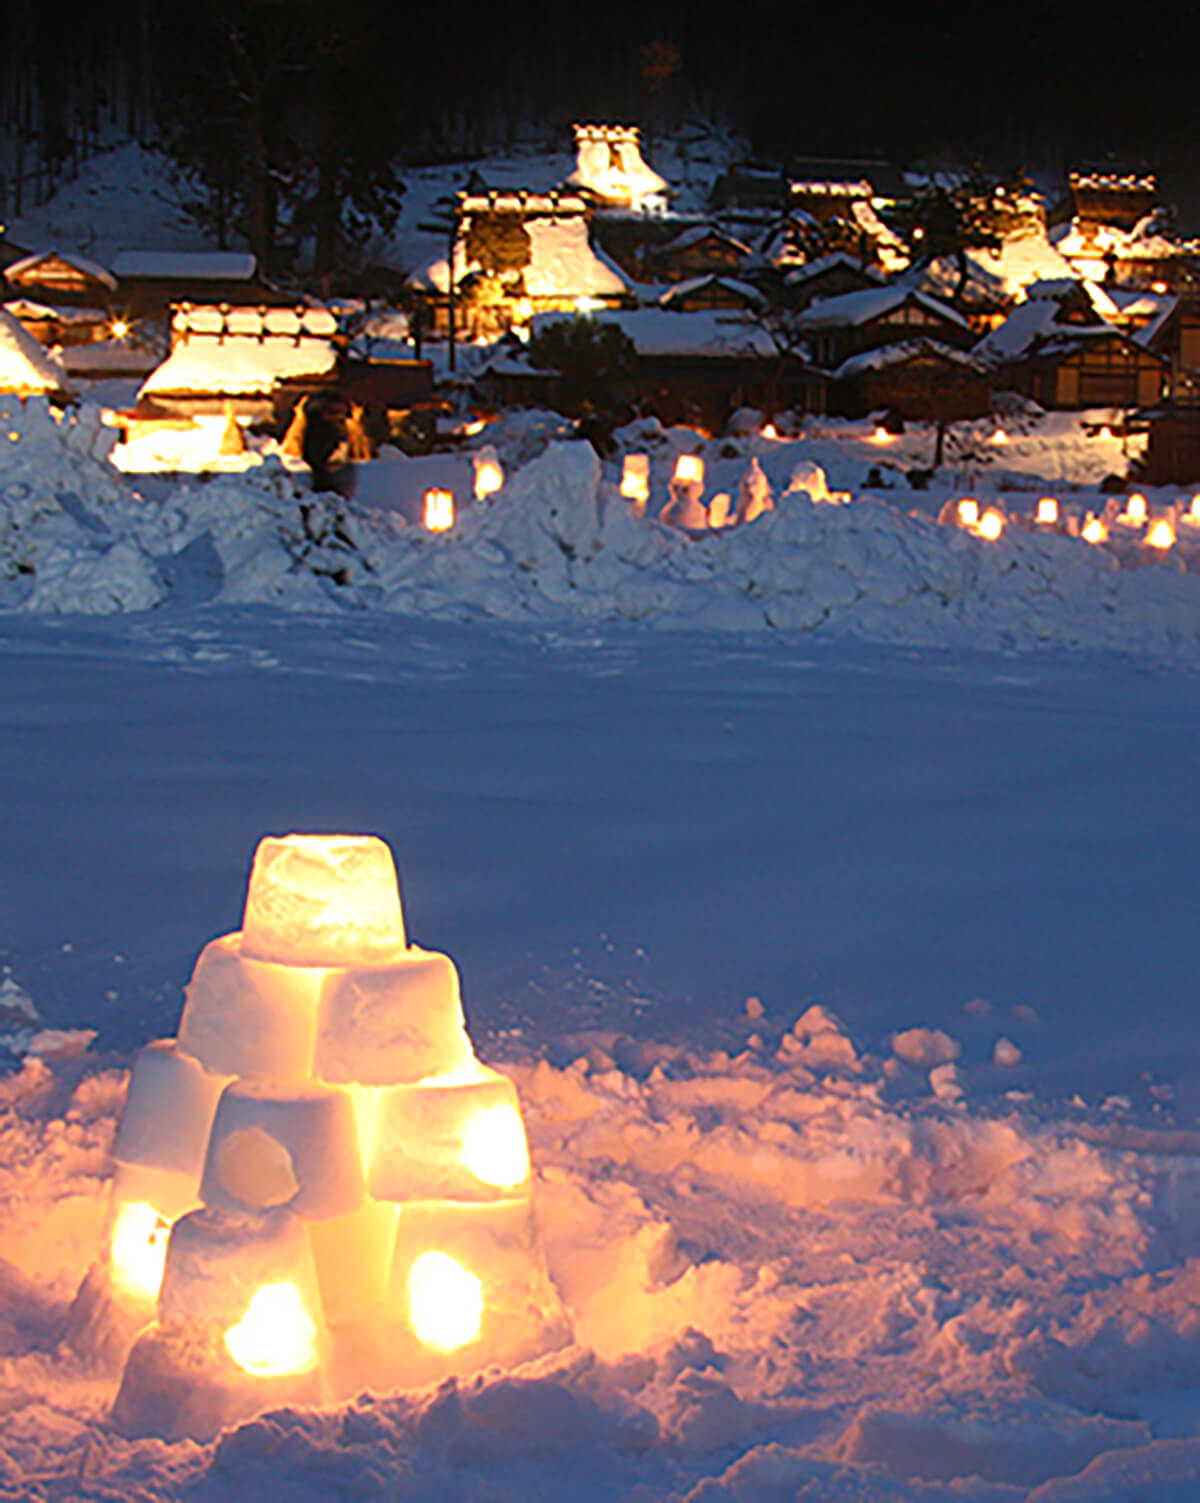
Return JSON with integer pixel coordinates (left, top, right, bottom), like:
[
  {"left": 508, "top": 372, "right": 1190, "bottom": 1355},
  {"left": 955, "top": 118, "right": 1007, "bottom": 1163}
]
[
  {"left": 1121, "top": 493, "right": 1148, "bottom": 527},
  {"left": 1035, "top": 497, "right": 1059, "bottom": 526},
  {"left": 73, "top": 833, "right": 568, "bottom": 1439},
  {"left": 472, "top": 445, "right": 504, "bottom": 502},
  {"left": 1082, "top": 512, "right": 1108, "bottom": 544},
  {"left": 620, "top": 453, "right": 651, "bottom": 513},
  {"left": 1146, "top": 518, "right": 1176, "bottom": 550},
  {"left": 977, "top": 508, "right": 1005, "bottom": 541},
  {"left": 424, "top": 489, "right": 455, "bottom": 532},
  {"left": 957, "top": 498, "right": 980, "bottom": 529},
  {"left": 734, "top": 456, "right": 773, "bottom": 525}
]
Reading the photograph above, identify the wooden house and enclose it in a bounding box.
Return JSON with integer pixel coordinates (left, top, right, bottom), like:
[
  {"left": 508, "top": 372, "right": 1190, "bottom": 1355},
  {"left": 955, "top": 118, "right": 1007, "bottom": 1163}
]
[
  {"left": 830, "top": 339, "right": 991, "bottom": 421},
  {"left": 709, "top": 164, "right": 789, "bottom": 216},
  {"left": 659, "top": 275, "right": 765, "bottom": 314},
  {"left": 111, "top": 251, "right": 285, "bottom": 320},
  {"left": 1066, "top": 171, "right": 1159, "bottom": 235},
  {"left": 644, "top": 224, "right": 751, "bottom": 282},
  {"left": 788, "top": 176, "right": 875, "bottom": 227},
  {"left": 783, "top": 253, "right": 886, "bottom": 311},
  {"left": 790, "top": 286, "right": 973, "bottom": 370},
  {"left": 4, "top": 248, "right": 116, "bottom": 309}
]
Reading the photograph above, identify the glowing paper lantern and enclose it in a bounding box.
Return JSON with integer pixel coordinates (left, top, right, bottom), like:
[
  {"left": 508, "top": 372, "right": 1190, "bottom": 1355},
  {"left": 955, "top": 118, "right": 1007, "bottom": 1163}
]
[{"left": 424, "top": 489, "right": 455, "bottom": 532}]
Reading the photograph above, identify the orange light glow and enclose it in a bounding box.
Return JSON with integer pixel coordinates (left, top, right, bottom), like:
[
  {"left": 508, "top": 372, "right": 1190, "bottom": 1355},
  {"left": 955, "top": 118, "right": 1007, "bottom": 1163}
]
[
  {"left": 1081, "top": 514, "right": 1108, "bottom": 544},
  {"left": 761, "top": 423, "right": 779, "bottom": 440},
  {"left": 870, "top": 425, "right": 894, "bottom": 444},
  {"left": 977, "top": 509, "right": 1005, "bottom": 541},
  {"left": 1125, "top": 493, "right": 1148, "bottom": 525},
  {"left": 408, "top": 1251, "right": 483, "bottom": 1350},
  {"left": 990, "top": 429, "right": 1009, "bottom": 445},
  {"left": 110, "top": 318, "right": 130, "bottom": 341},
  {"left": 673, "top": 454, "right": 704, "bottom": 486},
  {"left": 463, "top": 419, "right": 486, "bottom": 437},
  {"left": 957, "top": 499, "right": 980, "bottom": 528},
  {"left": 1146, "top": 518, "right": 1176, "bottom": 550},
  {"left": 424, "top": 489, "right": 455, "bottom": 533},
  {"left": 708, "top": 492, "right": 732, "bottom": 527},
  {"left": 1098, "top": 426, "right": 1114, "bottom": 441},
  {"left": 110, "top": 1201, "right": 171, "bottom": 1302},
  {"left": 461, "top": 1104, "right": 531, "bottom": 1189},
  {"left": 620, "top": 453, "right": 650, "bottom": 506},
  {"left": 224, "top": 1281, "right": 320, "bottom": 1378},
  {"left": 1035, "top": 497, "right": 1059, "bottom": 525},
  {"left": 1190, "top": 496, "right": 1200, "bottom": 521},
  {"left": 473, "top": 460, "right": 504, "bottom": 502}
]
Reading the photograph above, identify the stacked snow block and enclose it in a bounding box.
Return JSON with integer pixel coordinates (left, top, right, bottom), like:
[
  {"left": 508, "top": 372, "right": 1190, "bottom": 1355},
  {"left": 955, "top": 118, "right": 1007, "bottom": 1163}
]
[{"left": 74, "top": 835, "right": 568, "bottom": 1441}]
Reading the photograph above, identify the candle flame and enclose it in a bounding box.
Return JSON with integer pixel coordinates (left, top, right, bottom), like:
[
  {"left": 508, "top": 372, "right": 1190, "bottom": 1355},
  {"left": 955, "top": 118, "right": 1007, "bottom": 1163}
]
[
  {"left": 673, "top": 454, "right": 704, "bottom": 485},
  {"left": 977, "top": 509, "right": 1005, "bottom": 541},
  {"left": 957, "top": 499, "right": 979, "bottom": 528},
  {"left": 408, "top": 1251, "right": 483, "bottom": 1351},
  {"left": 224, "top": 1282, "right": 319, "bottom": 1378}
]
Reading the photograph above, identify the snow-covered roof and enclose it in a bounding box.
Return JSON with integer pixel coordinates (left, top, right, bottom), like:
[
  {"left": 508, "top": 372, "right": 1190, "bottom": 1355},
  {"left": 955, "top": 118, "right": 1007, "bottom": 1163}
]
[
  {"left": 790, "top": 178, "right": 873, "bottom": 197},
  {"left": 171, "top": 304, "right": 338, "bottom": 339},
  {"left": 5, "top": 248, "right": 116, "bottom": 291},
  {"left": 0, "top": 308, "right": 68, "bottom": 393},
  {"left": 959, "top": 230, "right": 1077, "bottom": 298},
  {"left": 565, "top": 124, "right": 669, "bottom": 205},
  {"left": 112, "top": 251, "right": 258, "bottom": 281},
  {"left": 833, "top": 337, "right": 986, "bottom": 380},
  {"left": 655, "top": 223, "right": 750, "bottom": 257},
  {"left": 785, "top": 253, "right": 886, "bottom": 288},
  {"left": 139, "top": 333, "right": 337, "bottom": 397},
  {"left": 4, "top": 298, "right": 107, "bottom": 324},
  {"left": 528, "top": 308, "right": 779, "bottom": 358},
  {"left": 791, "top": 285, "right": 969, "bottom": 332},
  {"left": 411, "top": 217, "right": 629, "bottom": 299},
  {"left": 659, "top": 275, "right": 765, "bottom": 308}
]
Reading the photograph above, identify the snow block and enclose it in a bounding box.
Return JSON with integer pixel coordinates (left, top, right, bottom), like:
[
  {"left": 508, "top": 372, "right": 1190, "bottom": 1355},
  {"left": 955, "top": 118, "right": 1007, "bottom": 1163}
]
[
  {"left": 201, "top": 1078, "right": 364, "bottom": 1219},
  {"left": 112, "top": 1039, "right": 231, "bottom": 1178},
  {"left": 176, "top": 933, "right": 325, "bottom": 1079},
  {"left": 369, "top": 1066, "right": 532, "bottom": 1203},
  {"left": 313, "top": 947, "right": 474, "bottom": 1086},
  {"left": 158, "top": 1205, "right": 323, "bottom": 1330},
  {"left": 240, "top": 833, "right": 407, "bottom": 967}
]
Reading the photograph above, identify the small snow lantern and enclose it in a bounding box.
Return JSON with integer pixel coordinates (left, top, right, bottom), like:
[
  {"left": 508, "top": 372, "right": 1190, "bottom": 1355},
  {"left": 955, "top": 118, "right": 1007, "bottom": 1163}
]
[
  {"left": 1082, "top": 513, "right": 1108, "bottom": 544},
  {"left": 620, "top": 453, "right": 650, "bottom": 512},
  {"left": 957, "top": 498, "right": 979, "bottom": 529},
  {"left": 1035, "top": 497, "right": 1059, "bottom": 526},
  {"left": 472, "top": 446, "right": 504, "bottom": 502},
  {"left": 977, "top": 508, "right": 1005, "bottom": 541},
  {"left": 672, "top": 453, "right": 704, "bottom": 488},
  {"left": 424, "top": 489, "right": 455, "bottom": 532},
  {"left": 75, "top": 833, "right": 568, "bottom": 1438},
  {"left": 1146, "top": 518, "right": 1176, "bottom": 550}
]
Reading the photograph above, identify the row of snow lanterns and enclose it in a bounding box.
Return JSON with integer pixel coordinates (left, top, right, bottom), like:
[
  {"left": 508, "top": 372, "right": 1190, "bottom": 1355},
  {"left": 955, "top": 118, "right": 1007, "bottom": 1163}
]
[
  {"left": 82, "top": 834, "right": 567, "bottom": 1440},
  {"left": 948, "top": 491, "right": 1200, "bottom": 550},
  {"left": 621, "top": 452, "right": 779, "bottom": 530},
  {"left": 421, "top": 450, "right": 505, "bottom": 533}
]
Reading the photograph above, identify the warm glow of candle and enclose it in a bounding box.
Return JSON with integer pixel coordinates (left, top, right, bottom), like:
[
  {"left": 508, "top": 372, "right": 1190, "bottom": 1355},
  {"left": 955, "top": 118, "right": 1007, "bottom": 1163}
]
[
  {"left": 408, "top": 1251, "right": 483, "bottom": 1351},
  {"left": 957, "top": 499, "right": 980, "bottom": 528},
  {"left": 1081, "top": 514, "right": 1108, "bottom": 544},
  {"left": 109, "top": 1201, "right": 171, "bottom": 1302},
  {"left": 1191, "top": 496, "right": 1200, "bottom": 520},
  {"left": 870, "top": 425, "right": 893, "bottom": 444},
  {"left": 673, "top": 454, "right": 704, "bottom": 485},
  {"left": 1035, "top": 497, "right": 1059, "bottom": 525},
  {"left": 620, "top": 454, "right": 650, "bottom": 504},
  {"left": 977, "top": 510, "right": 1005, "bottom": 541},
  {"left": 761, "top": 423, "right": 778, "bottom": 440},
  {"left": 224, "top": 1282, "right": 320, "bottom": 1378},
  {"left": 1098, "top": 426, "right": 1113, "bottom": 441},
  {"left": 1125, "top": 493, "right": 1148, "bottom": 525},
  {"left": 461, "top": 1104, "right": 531, "bottom": 1189},
  {"left": 424, "top": 489, "right": 455, "bottom": 532},
  {"left": 1146, "top": 518, "right": 1176, "bottom": 550},
  {"left": 990, "top": 429, "right": 1009, "bottom": 445},
  {"left": 473, "top": 460, "right": 504, "bottom": 501}
]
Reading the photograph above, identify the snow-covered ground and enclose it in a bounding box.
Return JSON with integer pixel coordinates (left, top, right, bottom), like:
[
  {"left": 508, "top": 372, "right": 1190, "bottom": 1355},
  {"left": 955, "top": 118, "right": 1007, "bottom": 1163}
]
[{"left": 3, "top": 391, "right": 1200, "bottom": 1498}]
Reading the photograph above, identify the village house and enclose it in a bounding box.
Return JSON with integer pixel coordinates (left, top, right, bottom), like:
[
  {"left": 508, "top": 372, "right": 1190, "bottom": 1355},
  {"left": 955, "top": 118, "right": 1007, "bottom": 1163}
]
[
  {"left": 658, "top": 274, "right": 764, "bottom": 314},
  {"left": 642, "top": 223, "right": 751, "bottom": 283},
  {"left": 4, "top": 248, "right": 116, "bottom": 309},
  {"left": 790, "top": 285, "right": 974, "bottom": 371},
  {"left": 110, "top": 251, "right": 285, "bottom": 321},
  {"left": 408, "top": 190, "right": 631, "bottom": 342},
  {"left": 829, "top": 338, "right": 991, "bottom": 421},
  {"left": 974, "top": 279, "right": 1167, "bottom": 409},
  {"left": 782, "top": 253, "right": 886, "bottom": 312}
]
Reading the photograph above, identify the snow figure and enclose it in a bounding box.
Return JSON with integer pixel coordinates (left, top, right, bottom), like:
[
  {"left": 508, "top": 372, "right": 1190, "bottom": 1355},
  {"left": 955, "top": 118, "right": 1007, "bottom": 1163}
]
[
  {"left": 218, "top": 404, "right": 245, "bottom": 457},
  {"left": 785, "top": 459, "right": 832, "bottom": 505},
  {"left": 662, "top": 454, "right": 708, "bottom": 530},
  {"left": 734, "top": 456, "right": 773, "bottom": 525},
  {"left": 71, "top": 835, "right": 569, "bottom": 1441},
  {"left": 279, "top": 396, "right": 308, "bottom": 459},
  {"left": 708, "top": 492, "right": 732, "bottom": 528}
]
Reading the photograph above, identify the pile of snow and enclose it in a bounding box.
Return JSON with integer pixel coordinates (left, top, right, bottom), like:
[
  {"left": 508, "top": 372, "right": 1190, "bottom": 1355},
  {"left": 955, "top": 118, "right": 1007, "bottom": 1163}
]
[
  {"left": 6, "top": 999, "right": 1200, "bottom": 1498},
  {"left": 139, "top": 335, "right": 336, "bottom": 398}
]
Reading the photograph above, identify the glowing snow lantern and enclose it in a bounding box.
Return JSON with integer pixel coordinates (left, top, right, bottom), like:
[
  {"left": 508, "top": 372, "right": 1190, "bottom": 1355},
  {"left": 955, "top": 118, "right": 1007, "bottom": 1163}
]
[
  {"left": 620, "top": 453, "right": 651, "bottom": 512},
  {"left": 708, "top": 492, "right": 732, "bottom": 528},
  {"left": 472, "top": 447, "right": 504, "bottom": 502},
  {"left": 424, "top": 489, "right": 455, "bottom": 532},
  {"left": 1035, "top": 497, "right": 1059, "bottom": 526},
  {"left": 977, "top": 509, "right": 1005, "bottom": 541},
  {"left": 1125, "top": 493, "right": 1148, "bottom": 526},
  {"left": 1081, "top": 513, "right": 1108, "bottom": 544},
  {"left": 870, "top": 425, "right": 894, "bottom": 444},
  {"left": 957, "top": 498, "right": 980, "bottom": 529},
  {"left": 990, "top": 429, "right": 1009, "bottom": 445},
  {"left": 761, "top": 423, "right": 779, "bottom": 440},
  {"left": 1098, "top": 425, "right": 1114, "bottom": 441},
  {"left": 1190, "top": 496, "right": 1200, "bottom": 521},
  {"left": 1147, "top": 518, "right": 1176, "bottom": 550},
  {"left": 81, "top": 832, "right": 568, "bottom": 1438},
  {"left": 673, "top": 453, "right": 704, "bottom": 487}
]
